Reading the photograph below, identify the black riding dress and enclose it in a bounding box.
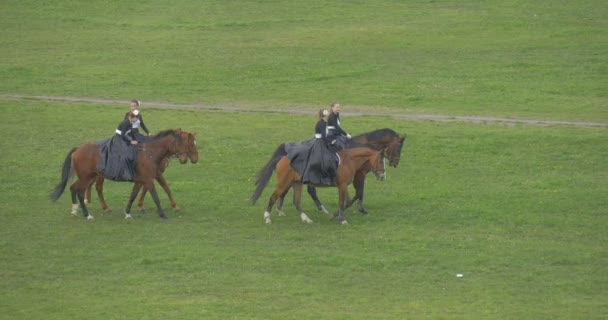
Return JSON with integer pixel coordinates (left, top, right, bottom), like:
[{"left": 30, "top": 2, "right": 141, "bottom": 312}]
[
  {"left": 96, "top": 118, "right": 138, "bottom": 181},
  {"left": 287, "top": 118, "right": 338, "bottom": 186}
]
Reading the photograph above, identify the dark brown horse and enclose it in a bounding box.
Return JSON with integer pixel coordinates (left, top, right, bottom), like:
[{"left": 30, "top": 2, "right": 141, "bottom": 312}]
[
  {"left": 50, "top": 129, "right": 196, "bottom": 220},
  {"left": 84, "top": 131, "right": 199, "bottom": 213},
  {"left": 251, "top": 147, "right": 386, "bottom": 225},
  {"left": 270, "top": 129, "right": 405, "bottom": 216}
]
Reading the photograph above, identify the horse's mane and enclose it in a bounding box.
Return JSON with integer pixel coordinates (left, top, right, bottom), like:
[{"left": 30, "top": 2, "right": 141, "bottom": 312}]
[
  {"left": 352, "top": 128, "right": 399, "bottom": 140},
  {"left": 149, "top": 129, "right": 182, "bottom": 141}
]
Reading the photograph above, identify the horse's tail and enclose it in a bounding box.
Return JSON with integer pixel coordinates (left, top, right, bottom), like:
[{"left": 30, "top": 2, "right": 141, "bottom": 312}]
[
  {"left": 251, "top": 143, "right": 287, "bottom": 204},
  {"left": 50, "top": 147, "right": 77, "bottom": 201}
]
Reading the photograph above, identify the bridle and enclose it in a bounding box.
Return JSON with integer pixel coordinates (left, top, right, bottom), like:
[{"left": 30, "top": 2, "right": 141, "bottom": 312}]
[{"left": 371, "top": 151, "right": 386, "bottom": 177}]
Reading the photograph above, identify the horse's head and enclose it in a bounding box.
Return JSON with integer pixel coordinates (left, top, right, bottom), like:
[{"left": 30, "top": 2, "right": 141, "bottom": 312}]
[
  {"left": 157, "top": 129, "right": 198, "bottom": 164},
  {"left": 353, "top": 129, "right": 405, "bottom": 167},
  {"left": 178, "top": 130, "right": 199, "bottom": 164},
  {"left": 385, "top": 135, "right": 406, "bottom": 167}
]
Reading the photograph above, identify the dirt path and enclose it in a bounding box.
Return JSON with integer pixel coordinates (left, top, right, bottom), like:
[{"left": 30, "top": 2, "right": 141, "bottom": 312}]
[{"left": 2, "top": 94, "right": 606, "bottom": 128}]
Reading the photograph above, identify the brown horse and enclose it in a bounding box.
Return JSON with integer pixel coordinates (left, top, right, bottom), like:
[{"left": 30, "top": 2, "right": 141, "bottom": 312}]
[
  {"left": 50, "top": 129, "right": 196, "bottom": 220},
  {"left": 271, "top": 129, "right": 405, "bottom": 215},
  {"left": 84, "top": 131, "right": 199, "bottom": 213},
  {"left": 251, "top": 147, "right": 386, "bottom": 225}
]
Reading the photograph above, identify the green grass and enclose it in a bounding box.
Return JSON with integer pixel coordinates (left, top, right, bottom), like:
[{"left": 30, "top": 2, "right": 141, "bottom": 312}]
[
  {"left": 0, "top": 1, "right": 606, "bottom": 318},
  {"left": 1, "top": 0, "right": 607, "bottom": 121},
  {"left": 0, "top": 101, "right": 606, "bottom": 319}
]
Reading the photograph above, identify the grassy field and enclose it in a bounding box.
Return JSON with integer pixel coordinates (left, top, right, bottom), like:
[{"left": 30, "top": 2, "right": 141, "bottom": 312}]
[
  {"left": 0, "top": 101, "right": 606, "bottom": 319},
  {"left": 1, "top": 0, "right": 607, "bottom": 319},
  {"left": 1, "top": 0, "right": 606, "bottom": 121}
]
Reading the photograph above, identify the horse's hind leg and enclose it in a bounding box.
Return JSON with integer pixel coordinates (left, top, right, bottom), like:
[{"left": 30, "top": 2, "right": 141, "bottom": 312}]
[
  {"left": 276, "top": 187, "right": 290, "bottom": 216},
  {"left": 94, "top": 176, "right": 112, "bottom": 212},
  {"left": 265, "top": 186, "right": 291, "bottom": 224},
  {"left": 293, "top": 183, "right": 313, "bottom": 224},
  {"left": 70, "top": 185, "right": 79, "bottom": 216},
  {"left": 307, "top": 185, "right": 328, "bottom": 214},
  {"left": 85, "top": 180, "right": 93, "bottom": 205},
  {"left": 70, "top": 181, "right": 93, "bottom": 220},
  {"left": 264, "top": 191, "right": 281, "bottom": 224}
]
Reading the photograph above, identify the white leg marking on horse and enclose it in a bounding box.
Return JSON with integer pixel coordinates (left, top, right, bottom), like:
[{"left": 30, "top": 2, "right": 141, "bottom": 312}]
[
  {"left": 125, "top": 213, "right": 133, "bottom": 219},
  {"left": 87, "top": 215, "right": 94, "bottom": 221},
  {"left": 84, "top": 199, "right": 89, "bottom": 205},
  {"left": 277, "top": 208, "right": 286, "bottom": 216},
  {"left": 71, "top": 204, "right": 79, "bottom": 215},
  {"left": 264, "top": 211, "right": 272, "bottom": 224},
  {"left": 319, "top": 205, "right": 329, "bottom": 214},
  {"left": 341, "top": 220, "right": 349, "bottom": 225},
  {"left": 300, "top": 213, "right": 313, "bottom": 224}
]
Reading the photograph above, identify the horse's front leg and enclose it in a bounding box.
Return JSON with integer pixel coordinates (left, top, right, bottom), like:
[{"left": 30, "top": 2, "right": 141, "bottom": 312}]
[
  {"left": 307, "top": 185, "right": 328, "bottom": 214},
  {"left": 124, "top": 183, "right": 143, "bottom": 219},
  {"left": 335, "top": 184, "right": 349, "bottom": 225},
  {"left": 156, "top": 174, "right": 179, "bottom": 211},
  {"left": 144, "top": 182, "right": 167, "bottom": 220},
  {"left": 137, "top": 186, "right": 148, "bottom": 214},
  {"left": 293, "top": 183, "right": 313, "bottom": 224},
  {"left": 346, "top": 170, "right": 368, "bottom": 215}
]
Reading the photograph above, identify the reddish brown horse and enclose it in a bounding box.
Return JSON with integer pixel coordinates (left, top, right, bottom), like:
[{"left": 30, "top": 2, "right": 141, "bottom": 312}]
[
  {"left": 271, "top": 129, "right": 405, "bottom": 215},
  {"left": 251, "top": 147, "right": 386, "bottom": 225},
  {"left": 84, "top": 131, "right": 199, "bottom": 213},
  {"left": 50, "top": 129, "right": 196, "bottom": 220}
]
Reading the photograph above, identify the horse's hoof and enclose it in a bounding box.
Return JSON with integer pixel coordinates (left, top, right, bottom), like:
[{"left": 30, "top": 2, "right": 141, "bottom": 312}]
[
  {"left": 278, "top": 210, "right": 287, "bottom": 217},
  {"left": 160, "top": 215, "right": 168, "bottom": 220},
  {"left": 104, "top": 207, "right": 113, "bottom": 213},
  {"left": 265, "top": 219, "right": 272, "bottom": 225},
  {"left": 319, "top": 206, "right": 329, "bottom": 214},
  {"left": 124, "top": 213, "right": 133, "bottom": 219},
  {"left": 341, "top": 220, "right": 348, "bottom": 225},
  {"left": 86, "top": 215, "right": 94, "bottom": 221},
  {"left": 300, "top": 213, "right": 314, "bottom": 224},
  {"left": 172, "top": 206, "right": 181, "bottom": 212}
]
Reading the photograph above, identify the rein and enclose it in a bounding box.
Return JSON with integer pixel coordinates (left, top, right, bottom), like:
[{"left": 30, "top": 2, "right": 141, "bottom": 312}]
[{"left": 371, "top": 152, "right": 386, "bottom": 176}]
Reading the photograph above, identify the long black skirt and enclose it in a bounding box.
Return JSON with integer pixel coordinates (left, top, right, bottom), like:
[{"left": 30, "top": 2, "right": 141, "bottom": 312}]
[
  {"left": 287, "top": 138, "right": 337, "bottom": 186},
  {"left": 96, "top": 135, "right": 137, "bottom": 181}
]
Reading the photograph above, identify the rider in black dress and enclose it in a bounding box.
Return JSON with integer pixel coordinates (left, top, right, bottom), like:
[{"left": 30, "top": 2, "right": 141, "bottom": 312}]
[
  {"left": 294, "top": 109, "right": 338, "bottom": 185},
  {"left": 97, "top": 112, "right": 139, "bottom": 181}
]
